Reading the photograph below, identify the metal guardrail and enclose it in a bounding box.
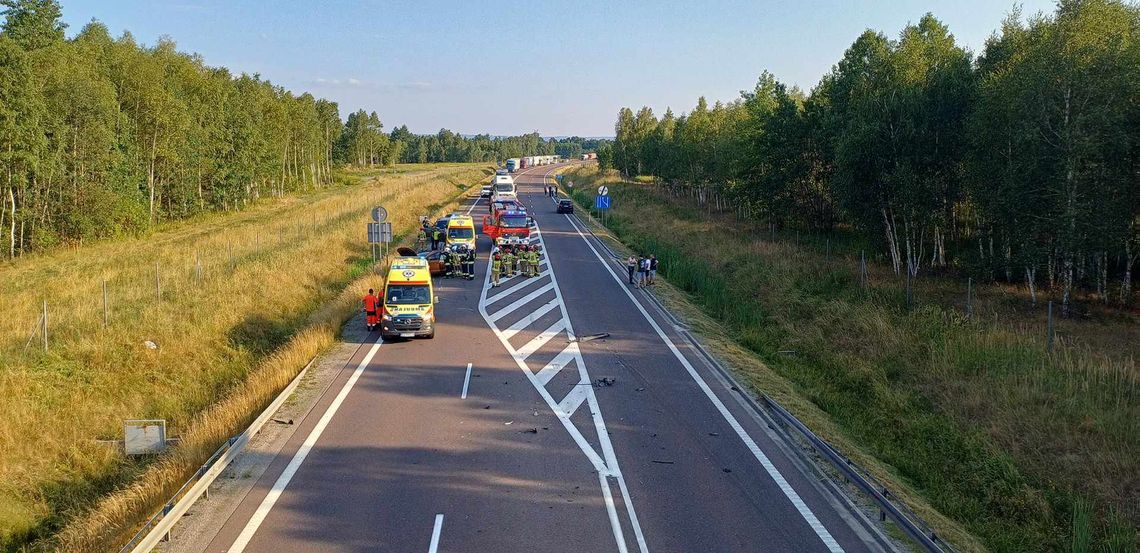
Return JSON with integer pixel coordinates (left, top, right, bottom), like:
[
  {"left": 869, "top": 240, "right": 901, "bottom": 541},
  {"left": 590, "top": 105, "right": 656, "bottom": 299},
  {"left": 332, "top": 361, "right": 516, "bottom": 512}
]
[
  {"left": 120, "top": 357, "right": 316, "bottom": 553},
  {"left": 761, "top": 397, "right": 952, "bottom": 553},
  {"left": 568, "top": 202, "right": 952, "bottom": 553}
]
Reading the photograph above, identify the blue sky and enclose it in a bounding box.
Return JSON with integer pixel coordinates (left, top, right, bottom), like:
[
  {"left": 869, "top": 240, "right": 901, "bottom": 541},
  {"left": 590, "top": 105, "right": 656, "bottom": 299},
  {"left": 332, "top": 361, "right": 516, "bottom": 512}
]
[{"left": 59, "top": 0, "right": 1057, "bottom": 137}]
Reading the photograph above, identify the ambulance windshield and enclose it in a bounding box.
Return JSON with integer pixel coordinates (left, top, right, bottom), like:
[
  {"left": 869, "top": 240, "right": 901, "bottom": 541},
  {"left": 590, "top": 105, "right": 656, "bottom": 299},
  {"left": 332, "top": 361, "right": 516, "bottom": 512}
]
[{"left": 386, "top": 284, "right": 430, "bottom": 305}]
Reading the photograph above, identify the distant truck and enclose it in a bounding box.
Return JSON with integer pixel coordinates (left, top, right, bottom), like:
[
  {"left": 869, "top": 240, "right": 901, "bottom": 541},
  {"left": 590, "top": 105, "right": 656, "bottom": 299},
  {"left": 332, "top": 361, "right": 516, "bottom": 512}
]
[
  {"left": 580, "top": 152, "right": 597, "bottom": 160},
  {"left": 506, "top": 158, "right": 520, "bottom": 172}
]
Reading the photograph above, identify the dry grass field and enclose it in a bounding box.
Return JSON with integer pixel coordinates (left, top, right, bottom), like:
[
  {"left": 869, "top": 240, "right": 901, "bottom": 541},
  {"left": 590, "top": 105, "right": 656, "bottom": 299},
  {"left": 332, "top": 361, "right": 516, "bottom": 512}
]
[
  {"left": 562, "top": 164, "right": 1137, "bottom": 553},
  {"left": 0, "top": 163, "right": 491, "bottom": 551}
]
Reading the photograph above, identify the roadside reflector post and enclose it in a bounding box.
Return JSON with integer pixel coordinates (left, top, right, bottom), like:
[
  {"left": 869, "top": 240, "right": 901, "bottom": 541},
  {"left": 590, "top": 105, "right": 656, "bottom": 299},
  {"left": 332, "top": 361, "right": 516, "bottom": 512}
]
[
  {"left": 1044, "top": 298, "right": 1053, "bottom": 351},
  {"left": 966, "top": 277, "right": 973, "bottom": 320}
]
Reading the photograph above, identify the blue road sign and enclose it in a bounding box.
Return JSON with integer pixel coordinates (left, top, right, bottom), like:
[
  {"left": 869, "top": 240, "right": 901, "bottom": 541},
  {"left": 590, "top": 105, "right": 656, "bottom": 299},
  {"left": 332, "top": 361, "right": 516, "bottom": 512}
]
[
  {"left": 595, "top": 195, "right": 611, "bottom": 210},
  {"left": 556, "top": 174, "right": 563, "bottom": 182}
]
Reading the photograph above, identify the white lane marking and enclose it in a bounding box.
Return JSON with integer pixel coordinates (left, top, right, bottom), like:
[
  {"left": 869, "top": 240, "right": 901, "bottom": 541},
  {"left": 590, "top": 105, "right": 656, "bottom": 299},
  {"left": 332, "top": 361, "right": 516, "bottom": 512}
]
[
  {"left": 465, "top": 195, "right": 481, "bottom": 214},
  {"left": 484, "top": 272, "right": 550, "bottom": 306},
  {"left": 488, "top": 282, "right": 555, "bottom": 323},
  {"left": 515, "top": 318, "right": 567, "bottom": 360},
  {"left": 428, "top": 514, "right": 444, "bottom": 553},
  {"left": 599, "top": 472, "right": 630, "bottom": 553},
  {"left": 535, "top": 343, "right": 579, "bottom": 386},
  {"left": 501, "top": 299, "right": 560, "bottom": 340},
  {"left": 564, "top": 214, "right": 845, "bottom": 553},
  {"left": 476, "top": 165, "right": 646, "bottom": 553},
  {"left": 558, "top": 383, "right": 590, "bottom": 415},
  {"left": 228, "top": 341, "right": 383, "bottom": 552},
  {"left": 461, "top": 362, "right": 473, "bottom": 399}
]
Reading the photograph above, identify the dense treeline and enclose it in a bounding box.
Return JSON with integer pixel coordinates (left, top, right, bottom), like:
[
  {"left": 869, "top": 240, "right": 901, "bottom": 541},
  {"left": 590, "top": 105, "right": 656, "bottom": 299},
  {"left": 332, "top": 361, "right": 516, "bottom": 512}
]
[
  {"left": 0, "top": 0, "right": 343, "bottom": 256},
  {"left": 609, "top": 0, "right": 1140, "bottom": 313},
  {"left": 0, "top": 0, "right": 603, "bottom": 258},
  {"left": 336, "top": 119, "right": 604, "bottom": 166}
]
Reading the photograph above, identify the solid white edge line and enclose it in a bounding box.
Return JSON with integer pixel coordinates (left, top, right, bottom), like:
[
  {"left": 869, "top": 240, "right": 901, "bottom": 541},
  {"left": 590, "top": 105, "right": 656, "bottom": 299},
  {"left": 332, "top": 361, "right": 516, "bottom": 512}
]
[
  {"left": 564, "top": 213, "right": 846, "bottom": 553},
  {"left": 461, "top": 362, "right": 473, "bottom": 399},
  {"left": 227, "top": 341, "right": 383, "bottom": 552},
  {"left": 428, "top": 513, "right": 444, "bottom": 553}
]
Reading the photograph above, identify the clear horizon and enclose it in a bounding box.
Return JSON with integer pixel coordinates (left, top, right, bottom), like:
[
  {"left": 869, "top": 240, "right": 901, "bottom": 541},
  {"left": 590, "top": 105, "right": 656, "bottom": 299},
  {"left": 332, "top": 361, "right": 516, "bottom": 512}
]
[{"left": 60, "top": 0, "right": 1057, "bottom": 137}]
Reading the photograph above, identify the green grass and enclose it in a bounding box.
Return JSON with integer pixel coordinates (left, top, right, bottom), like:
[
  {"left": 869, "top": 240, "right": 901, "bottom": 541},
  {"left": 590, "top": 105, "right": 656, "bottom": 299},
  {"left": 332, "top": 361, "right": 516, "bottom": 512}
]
[
  {"left": 0, "top": 163, "right": 491, "bottom": 551},
  {"left": 563, "top": 165, "right": 1137, "bottom": 553}
]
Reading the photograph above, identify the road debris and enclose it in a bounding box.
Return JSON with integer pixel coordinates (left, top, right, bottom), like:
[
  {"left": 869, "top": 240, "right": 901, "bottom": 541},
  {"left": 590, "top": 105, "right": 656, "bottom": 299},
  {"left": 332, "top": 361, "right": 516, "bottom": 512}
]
[
  {"left": 504, "top": 421, "right": 513, "bottom": 425},
  {"left": 143, "top": 340, "right": 158, "bottom": 349},
  {"left": 272, "top": 418, "right": 293, "bottom": 425},
  {"left": 592, "top": 377, "right": 616, "bottom": 387},
  {"left": 521, "top": 428, "right": 538, "bottom": 434},
  {"left": 651, "top": 460, "right": 675, "bottom": 465},
  {"left": 569, "top": 332, "right": 610, "bottom": 343}
]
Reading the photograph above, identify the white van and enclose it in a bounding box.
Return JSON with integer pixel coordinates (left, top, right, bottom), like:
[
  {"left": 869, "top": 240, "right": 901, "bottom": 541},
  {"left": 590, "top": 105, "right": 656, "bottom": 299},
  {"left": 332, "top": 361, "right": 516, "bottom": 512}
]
[{"left": 492, "top": 174, "right": 516, "bottom": 202}]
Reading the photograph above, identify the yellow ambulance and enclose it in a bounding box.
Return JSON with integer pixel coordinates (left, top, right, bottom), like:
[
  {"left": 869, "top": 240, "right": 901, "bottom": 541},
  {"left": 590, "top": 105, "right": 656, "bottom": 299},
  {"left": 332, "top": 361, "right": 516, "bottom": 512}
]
[
  {"left": 380, "top": 256, "right": 437, "bottom": 340},
  {"left": 446, "top": 215, "right": 476, "bottom": 251}
]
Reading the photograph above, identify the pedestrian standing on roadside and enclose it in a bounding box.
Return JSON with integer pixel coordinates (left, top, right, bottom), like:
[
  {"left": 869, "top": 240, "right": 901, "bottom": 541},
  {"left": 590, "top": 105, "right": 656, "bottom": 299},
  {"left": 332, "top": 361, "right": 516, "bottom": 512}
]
[
  {"left": 639, "top": 255, "right": 650, "bottom": 287},
  {"left": 649, "top": 255, "right": 659, "bottom": 285},
  {"left": 363, "top": 289, "right": 379, "bottom": 331},
  {"left": 626, "top": 255, "right": 637, "bottom": 285}
]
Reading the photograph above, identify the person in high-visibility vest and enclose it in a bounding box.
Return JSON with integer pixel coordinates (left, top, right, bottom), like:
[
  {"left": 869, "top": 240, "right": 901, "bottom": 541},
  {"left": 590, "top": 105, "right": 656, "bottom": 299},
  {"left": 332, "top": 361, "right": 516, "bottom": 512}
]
[
  {"left": 432, "top": 227, "right": 443, "bottom": 250},
  {"left": 363, "top": 289, "right": 379, "bottom": 331},
  {"left": 490, "top": 253, "right": 502, "bottom": 287},
  {"left": 529, "top": 247, "right": 541, "bottom": 277},
  {"left": 517, "top": 245, "right": 528, "bottom": 277},
  {"left": 503, "top": 247, "right": 516, "bottom": 278},
  {"left": 463, "top": 246, "right": 476, "bottom": 280}
]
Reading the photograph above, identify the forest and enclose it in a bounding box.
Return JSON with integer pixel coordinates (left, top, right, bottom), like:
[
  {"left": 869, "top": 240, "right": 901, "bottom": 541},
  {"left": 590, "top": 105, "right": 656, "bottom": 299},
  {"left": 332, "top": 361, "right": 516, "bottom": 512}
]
[
  {"left": 0, "top": 0, "right": 598, "bottom": 257},
  {"left": 605, "top": 0, "right": 1140, "bottom": 315}
]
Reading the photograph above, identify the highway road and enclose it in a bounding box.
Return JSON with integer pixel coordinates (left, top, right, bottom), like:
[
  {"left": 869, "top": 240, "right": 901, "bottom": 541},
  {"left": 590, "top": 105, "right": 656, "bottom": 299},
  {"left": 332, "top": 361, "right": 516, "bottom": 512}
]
[{"left": 199, "top": 163, "right": 896, "bottom": 553}]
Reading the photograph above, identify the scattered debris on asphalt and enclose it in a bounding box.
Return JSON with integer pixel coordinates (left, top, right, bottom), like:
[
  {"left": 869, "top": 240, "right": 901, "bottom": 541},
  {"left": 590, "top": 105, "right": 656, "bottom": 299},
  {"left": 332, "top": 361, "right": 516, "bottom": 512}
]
[
  {"left": 504, "top": 421, "right": 513, "bottom": 425},
  {"left": 651, "top": 460, "right": 675, "bottom": 465},
  {"left": 723, "top": 468, "right": 733, "bottom": 473},
  {"left": 521, "top": 428, "right": 538, "bottom": 434},
  {"left": 592, "top": 377, "right": 616, "bottom": 387},
  {"left": 708, "top": 432, "right": 719, "bottom": 437},
  {"left": 635, "top": 387, "right": 645, "bottom": 392},
  {"left": 272, "top": 418, "right": 293, "bottom": 425}
]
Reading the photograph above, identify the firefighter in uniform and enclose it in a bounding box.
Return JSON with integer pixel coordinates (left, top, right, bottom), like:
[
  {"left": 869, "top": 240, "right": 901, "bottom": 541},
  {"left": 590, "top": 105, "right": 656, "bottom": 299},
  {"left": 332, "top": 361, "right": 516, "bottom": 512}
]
[
  {"left": 529, "top": 245, "right": 541, "bottom": 277},
  {"left": 503, "top": 246, "right": 516, "bottom": 278},
  {"left": 463, "top": 245, "right": 476, "bottom": 280},
  {"left": 520, "top": 245, "right": 529, "bottom": 277},
  {"left": 363, "top": 289, "right": 379, "bottom": 331},
  {"left": 491, "top": 253, "right": 502, "bottom": 287}
]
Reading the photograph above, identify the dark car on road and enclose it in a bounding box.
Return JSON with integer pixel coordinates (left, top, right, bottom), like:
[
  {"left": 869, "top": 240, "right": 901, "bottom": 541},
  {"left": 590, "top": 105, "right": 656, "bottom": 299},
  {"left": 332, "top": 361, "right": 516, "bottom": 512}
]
[{"left": 556, "top": 199, "right": 574, "bottom": 214}]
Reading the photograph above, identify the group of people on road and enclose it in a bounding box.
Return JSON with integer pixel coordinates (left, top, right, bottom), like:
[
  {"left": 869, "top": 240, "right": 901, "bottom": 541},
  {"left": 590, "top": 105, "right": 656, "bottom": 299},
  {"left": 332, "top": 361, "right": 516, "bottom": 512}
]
[
  {"left": 489, "top": 243, "right": 542, "bottom": 287},
  {"left": 626, "top": 254, "right": 658, "bottom": 287},
  {"left": 445, "top": 244, "right": 476, "bottom": 280},
  {"left": 421, "top": 218, "right": 444, "bottom": 250},
  {"left": 544, "top": 186, "right": 557, "bottom": 198}
]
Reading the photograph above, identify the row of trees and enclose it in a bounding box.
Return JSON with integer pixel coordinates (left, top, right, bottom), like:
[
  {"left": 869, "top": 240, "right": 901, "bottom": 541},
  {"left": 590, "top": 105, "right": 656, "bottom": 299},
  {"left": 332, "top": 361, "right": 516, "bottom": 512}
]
[
  {"left": 608, "top": 1, "right": 1140, "bottom": 311},
  {"left": 0, "top": 0, "right": 345, "bottom": 256},
  {"left": 337, "top": 120, "right": 604, "bottom": 167},
  {"left": 0, "top": 0, "right": 601, "bottom": 257}
]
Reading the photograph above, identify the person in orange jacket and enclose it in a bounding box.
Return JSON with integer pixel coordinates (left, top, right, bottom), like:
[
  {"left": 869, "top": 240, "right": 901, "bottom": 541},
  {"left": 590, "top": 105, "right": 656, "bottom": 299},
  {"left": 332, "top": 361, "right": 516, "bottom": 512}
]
[{"left": 363, "top": 289, "right": 379, "bottom": 331}]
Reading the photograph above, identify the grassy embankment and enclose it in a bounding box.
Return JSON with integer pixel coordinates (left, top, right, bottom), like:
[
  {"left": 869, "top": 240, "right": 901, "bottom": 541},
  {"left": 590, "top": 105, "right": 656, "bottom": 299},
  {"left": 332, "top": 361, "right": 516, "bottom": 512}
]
[
  {"left": 0, "top": 163, "right": 491, "bottom": 551},
  {"left": 561, "top": 164, "right": 1137, "bottom": 553}
]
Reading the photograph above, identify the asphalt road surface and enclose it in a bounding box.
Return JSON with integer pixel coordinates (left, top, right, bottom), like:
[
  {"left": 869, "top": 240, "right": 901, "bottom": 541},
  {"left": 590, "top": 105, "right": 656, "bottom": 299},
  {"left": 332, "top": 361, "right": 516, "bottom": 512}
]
[{"left": 202, "top": 164, "right": 895, "bottom": 553}]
